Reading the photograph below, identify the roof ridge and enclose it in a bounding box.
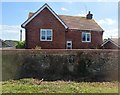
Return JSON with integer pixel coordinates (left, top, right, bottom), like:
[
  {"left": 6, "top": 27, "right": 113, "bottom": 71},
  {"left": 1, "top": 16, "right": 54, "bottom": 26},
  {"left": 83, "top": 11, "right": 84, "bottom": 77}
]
[{"left": 58, "top": 14, "right": 86, "bottom": 18}]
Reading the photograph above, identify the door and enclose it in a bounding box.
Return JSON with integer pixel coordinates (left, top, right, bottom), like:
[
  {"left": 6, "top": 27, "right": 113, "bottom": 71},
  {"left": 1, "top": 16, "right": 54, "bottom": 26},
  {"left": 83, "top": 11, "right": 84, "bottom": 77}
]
[{"left": 66, "top": 41, "right": 72, "bottom": 49}]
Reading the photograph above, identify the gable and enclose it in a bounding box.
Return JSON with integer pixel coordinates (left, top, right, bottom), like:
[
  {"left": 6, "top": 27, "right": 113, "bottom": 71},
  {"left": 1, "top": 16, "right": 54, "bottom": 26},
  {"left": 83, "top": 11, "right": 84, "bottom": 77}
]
[{"left": 21, "top": 3, "right": 68, "bottom": 29}]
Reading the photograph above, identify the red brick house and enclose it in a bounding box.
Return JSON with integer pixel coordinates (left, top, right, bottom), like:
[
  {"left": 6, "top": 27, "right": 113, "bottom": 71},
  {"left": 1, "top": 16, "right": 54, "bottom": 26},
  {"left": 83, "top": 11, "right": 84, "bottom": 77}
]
[
  {"left": 101, "top": 38, "right": 120, "bottom": 49},
  {"left": 21, "top": 3, "right": 104, "bottom": 49}
]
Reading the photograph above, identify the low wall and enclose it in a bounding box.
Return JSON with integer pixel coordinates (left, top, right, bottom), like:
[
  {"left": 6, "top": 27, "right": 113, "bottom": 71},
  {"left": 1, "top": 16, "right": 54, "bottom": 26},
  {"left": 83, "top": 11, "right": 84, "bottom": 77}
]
[{"left": 2, "top": 49, "right": 119, "bottom": 81}]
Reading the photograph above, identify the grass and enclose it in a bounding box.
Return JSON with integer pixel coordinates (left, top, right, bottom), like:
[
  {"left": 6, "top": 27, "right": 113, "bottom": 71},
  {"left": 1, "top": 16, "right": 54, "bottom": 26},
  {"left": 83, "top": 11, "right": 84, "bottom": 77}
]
[{"left": 1, "top": 78, "right": 118, "bottom": 93}]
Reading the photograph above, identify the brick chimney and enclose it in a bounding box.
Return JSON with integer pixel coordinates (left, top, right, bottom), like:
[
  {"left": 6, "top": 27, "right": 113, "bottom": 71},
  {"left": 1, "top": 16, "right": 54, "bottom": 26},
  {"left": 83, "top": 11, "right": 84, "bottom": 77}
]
[{"left": 86, "top": 11, "right": 93, "bottom": 19}]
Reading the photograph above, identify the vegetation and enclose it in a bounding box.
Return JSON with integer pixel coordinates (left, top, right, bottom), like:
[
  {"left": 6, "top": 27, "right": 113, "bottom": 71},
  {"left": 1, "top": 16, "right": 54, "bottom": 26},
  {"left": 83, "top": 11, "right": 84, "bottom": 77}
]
[
  {"left": 16, "top": 41, "right": 25, "bottom": 49},
  {"left": 1, "top": 78, "right": 118, "bottom": 93}
]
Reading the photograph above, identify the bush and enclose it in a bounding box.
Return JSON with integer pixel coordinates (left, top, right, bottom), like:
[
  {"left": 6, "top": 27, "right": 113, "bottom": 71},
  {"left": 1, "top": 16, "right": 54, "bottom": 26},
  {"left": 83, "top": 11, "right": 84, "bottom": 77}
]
[{"left": 16, "top": 41, "right": 25, "bottom": 49}]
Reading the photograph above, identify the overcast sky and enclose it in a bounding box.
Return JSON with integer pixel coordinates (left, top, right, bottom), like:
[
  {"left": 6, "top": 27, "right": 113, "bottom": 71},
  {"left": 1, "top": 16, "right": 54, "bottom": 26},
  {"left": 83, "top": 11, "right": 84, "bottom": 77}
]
[{"left": 1, "top": 1, "right": 119, "bottom": 41}]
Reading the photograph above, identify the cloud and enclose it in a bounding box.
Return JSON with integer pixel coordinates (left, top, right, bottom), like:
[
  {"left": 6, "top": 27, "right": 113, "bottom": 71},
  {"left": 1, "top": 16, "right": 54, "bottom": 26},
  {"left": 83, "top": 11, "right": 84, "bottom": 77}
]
[
  {"left": 2, "top": 25, "right": 21, "bottom": 33},
  {"left": 75, "top": 10, "right": 86, "bottom": 17},
  {"left": 97, "top": 18, "right": 116, "bottom": 25},
  {"left": 103, "top": 28, "right": 118, "bottom": 39},
  {"left": 76, "top": 13, "right": 86, "bottom": 17},
  {"left": 0, "top": 25, "right": 25, "bottom": 41},
  {"left": 61, "top": 7, "right": 68, "bottom": 11}
]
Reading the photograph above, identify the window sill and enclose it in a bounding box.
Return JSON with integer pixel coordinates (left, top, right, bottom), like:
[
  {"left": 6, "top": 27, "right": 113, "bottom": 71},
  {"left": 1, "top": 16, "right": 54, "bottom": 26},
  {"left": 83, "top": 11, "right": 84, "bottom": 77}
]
[
  {"left": 82, "top": 41, "right": 91, "bottom": 43},
  {"left": 40, "top": 40, "right": 52, "bottom": 41}
]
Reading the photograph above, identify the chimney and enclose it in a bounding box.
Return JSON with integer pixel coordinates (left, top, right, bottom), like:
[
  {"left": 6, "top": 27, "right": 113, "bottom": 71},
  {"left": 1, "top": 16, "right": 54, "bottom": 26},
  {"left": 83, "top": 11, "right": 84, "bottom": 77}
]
[{"left": 86, "top": 11, "right": 93, "bottom": 19}]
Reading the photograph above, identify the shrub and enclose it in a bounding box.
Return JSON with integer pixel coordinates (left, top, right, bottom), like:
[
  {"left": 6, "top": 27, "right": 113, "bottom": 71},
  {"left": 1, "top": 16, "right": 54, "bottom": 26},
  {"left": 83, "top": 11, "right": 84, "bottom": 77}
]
[{"left": 16, "top": 41, "right": 25, "bottom": 49}]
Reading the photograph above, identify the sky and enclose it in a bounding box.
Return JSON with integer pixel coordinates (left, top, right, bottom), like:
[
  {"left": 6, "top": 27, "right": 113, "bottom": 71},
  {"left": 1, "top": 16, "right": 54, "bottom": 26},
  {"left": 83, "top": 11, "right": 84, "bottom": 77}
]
[{"left": 0, "top": 1, "right": 119, "bottom": 41}]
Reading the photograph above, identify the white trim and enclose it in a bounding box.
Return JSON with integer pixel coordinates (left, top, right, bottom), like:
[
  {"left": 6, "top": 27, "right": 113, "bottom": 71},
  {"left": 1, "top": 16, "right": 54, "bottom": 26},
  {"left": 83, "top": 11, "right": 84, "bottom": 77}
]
[
  {"left": 40, "top": 29, "right": 53, "bottom": 41},
  {"left": 101, "top": 39, "right": 120, "bottom": 48},
  {"left": 22, "top": 3, "right": 68, "bottom": 29},
  {"left": 82, "top": 32, "right": 91, "bottom": 43}
]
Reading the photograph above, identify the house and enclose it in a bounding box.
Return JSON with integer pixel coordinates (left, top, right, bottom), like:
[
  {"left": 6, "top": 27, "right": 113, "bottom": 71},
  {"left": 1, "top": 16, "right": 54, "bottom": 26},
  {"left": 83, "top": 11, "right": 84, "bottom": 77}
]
[
  {"left": 0, "top": 39, "right": 17, "bottom": 49},
  {"left": 0, "top": 39, "right": 10, "bottom": 48},
  {"left": 101, "top": 38, "right": 120, "bottom": 49},
  {"left": 21, "top": 3, "right": 104, "bottom": 49},
  {"left": 0, "top": 39, "right": 12, "bottom": 49},
  {"left": 4, "top": 40, "right": 17, "bottom": 48}
]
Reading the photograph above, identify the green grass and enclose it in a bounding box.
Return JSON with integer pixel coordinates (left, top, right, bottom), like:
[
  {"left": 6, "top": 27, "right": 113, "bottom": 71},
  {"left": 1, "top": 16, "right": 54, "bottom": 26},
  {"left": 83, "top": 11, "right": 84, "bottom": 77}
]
[{"left": 1, "top": 78, "right": 118, "bottom": 93}]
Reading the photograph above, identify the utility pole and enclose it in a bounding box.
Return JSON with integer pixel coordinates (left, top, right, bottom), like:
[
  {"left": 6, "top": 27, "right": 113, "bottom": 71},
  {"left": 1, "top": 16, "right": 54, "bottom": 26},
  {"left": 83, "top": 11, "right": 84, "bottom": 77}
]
[{"left": 20, "top": 29, "right": 22, "bottom": 41}]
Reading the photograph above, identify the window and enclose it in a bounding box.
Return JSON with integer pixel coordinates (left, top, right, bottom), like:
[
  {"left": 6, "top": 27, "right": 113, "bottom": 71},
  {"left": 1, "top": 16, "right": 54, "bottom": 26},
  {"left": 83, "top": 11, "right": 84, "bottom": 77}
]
[
  {"left": 40, "top": 29, "right": 52, "bottom": 41},
  {"left": 82, "top": 32, "right": 91, "bottom": 42}
]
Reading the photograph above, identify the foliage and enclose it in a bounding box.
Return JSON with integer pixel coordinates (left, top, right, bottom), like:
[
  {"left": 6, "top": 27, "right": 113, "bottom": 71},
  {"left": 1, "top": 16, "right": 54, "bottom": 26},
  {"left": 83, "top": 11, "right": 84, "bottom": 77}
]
[
  {"left": 16, "top": 41, "right": 25, "bottom": 49},
  {"left": 1, "top": 78, "right": 118, "bottom": 93}
]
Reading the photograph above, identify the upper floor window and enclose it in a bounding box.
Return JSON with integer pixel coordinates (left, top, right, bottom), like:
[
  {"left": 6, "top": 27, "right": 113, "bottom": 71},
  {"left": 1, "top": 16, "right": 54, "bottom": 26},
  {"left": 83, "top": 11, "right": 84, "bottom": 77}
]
[
  {"left": 82, "top": 32, "right": 91, "bottom": 42},
  {"left": 40, "top": 29, "right": 52, "bottom": 41}
]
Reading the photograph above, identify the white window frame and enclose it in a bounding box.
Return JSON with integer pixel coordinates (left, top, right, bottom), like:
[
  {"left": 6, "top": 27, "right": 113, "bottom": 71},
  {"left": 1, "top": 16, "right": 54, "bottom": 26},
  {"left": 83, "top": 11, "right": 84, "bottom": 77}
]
[
  {"left": 40, "top": 29, "right": 53, "bottom": 41},
  {"left": 82, "top": 32, "right": 91, "bottom": 42}
]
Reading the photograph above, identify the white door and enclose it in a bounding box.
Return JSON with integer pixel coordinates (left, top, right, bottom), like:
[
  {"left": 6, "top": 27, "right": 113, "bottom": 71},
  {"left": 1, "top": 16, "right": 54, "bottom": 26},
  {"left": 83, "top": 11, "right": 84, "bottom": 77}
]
[{"left": 66, "top": 41, "right": 72, "bottom": 49}]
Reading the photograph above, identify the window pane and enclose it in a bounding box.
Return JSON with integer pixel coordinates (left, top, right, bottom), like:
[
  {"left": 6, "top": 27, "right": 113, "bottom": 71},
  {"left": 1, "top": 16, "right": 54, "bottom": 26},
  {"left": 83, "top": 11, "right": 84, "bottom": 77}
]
[
  {"left": 42, "top": 30, "right": 45, "bottom": 36},
  {"left": 41, "top": 30, "right": 46, "bottom": 40},
  {"left": 87, "top": 34, "right": 90, "bottom": 41},
  {"left": 82, "top": 33, "right": 86, "bottom": 41},
  {"left": 42, "top": 36, "right": 45, "bottom": 40},
  {"left": 47, "top": 30, "right": 52, "bottom": 36},
  {"left": 47, "top": 30, "right": 52, "bottom": 40},
  {"left": 47, "top": 36, "right": 51, "bottom": 40}
]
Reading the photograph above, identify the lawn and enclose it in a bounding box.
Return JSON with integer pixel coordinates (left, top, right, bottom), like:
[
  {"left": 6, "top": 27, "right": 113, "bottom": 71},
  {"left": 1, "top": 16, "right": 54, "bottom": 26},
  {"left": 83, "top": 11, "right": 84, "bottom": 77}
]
[{"left": 1, "top": 78, "right": 118, "bottom": 93}]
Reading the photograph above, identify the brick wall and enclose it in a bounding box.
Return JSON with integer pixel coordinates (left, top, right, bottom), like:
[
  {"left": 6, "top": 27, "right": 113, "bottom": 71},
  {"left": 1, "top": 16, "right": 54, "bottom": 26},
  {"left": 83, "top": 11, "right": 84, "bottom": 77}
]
[
  {"left": 25, "top": 7, "right": 66, "bottom": 49},
  {"left": 66, "top": 29, "right": 103, "bottom": 49},
  {"left": 24, "top": 7, "right": 103, "bottom": 49}
]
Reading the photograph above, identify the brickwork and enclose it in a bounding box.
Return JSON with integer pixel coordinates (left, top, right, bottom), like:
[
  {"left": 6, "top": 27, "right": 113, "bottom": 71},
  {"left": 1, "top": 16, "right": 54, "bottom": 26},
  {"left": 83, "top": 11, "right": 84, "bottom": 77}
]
[{"left": 25, "top": 7, "right": 103, "bottom": 49}]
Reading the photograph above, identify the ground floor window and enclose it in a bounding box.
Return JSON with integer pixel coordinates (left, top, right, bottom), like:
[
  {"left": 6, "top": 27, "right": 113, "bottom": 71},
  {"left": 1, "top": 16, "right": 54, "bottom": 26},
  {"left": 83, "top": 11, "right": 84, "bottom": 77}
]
[
  {"left": 40, "top": 29, "right": 52, "bottom": 41},
  {"left": 82, "top": 32, "right": 91, "bottom": 42}
]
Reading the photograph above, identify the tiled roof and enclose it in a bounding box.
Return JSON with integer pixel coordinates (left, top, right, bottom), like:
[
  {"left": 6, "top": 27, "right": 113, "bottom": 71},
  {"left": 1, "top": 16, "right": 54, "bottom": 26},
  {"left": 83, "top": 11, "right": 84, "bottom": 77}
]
[
  {"left": 111, "top": 38, "right": 120, "bottom": 46},
  {"left": 59, "top": 15, "right": 103, "bottom": 31},
  {"left": 28, "top": 12, "right": 104, "bottom": 31},
  {"left": 101, "top": 38, "right": 120, "bottom": 48},
  {"left": 4, "top": 40, "right": 17, "bottom": 47}
]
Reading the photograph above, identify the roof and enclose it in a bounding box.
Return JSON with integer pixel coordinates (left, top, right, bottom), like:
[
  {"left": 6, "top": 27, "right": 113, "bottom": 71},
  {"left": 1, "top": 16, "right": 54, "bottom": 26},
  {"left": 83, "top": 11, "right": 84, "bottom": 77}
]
[
  {"left": 21, "top": 3, "right": 68, "bottom": 29},
  {"left": 101, "top": 38, "right": 120, "bottom": 48},
  {"left": 59, "top": 15, "right": 104, "bottom": 31},
  {"left": 28, "top": 12, "right": 103, "bottom": 31},
  {"left": 111, "top": 38, "right": 120, "bottom": 46},
  {"left": 23, "top": 3, "right": 104, "bottom": 32},
  {"left": 0, "top": 39, "right": 11, "bottom": 48},
  {"left": 4, "top": 40, "right": 17, "bottom": 47}
]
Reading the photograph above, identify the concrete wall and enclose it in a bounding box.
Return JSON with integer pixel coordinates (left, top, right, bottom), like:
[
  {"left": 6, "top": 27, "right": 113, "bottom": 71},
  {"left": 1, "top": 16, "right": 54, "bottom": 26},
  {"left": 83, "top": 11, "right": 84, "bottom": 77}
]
[{"left": 2, "top": 49, "right": 119, "bottom": 81}]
